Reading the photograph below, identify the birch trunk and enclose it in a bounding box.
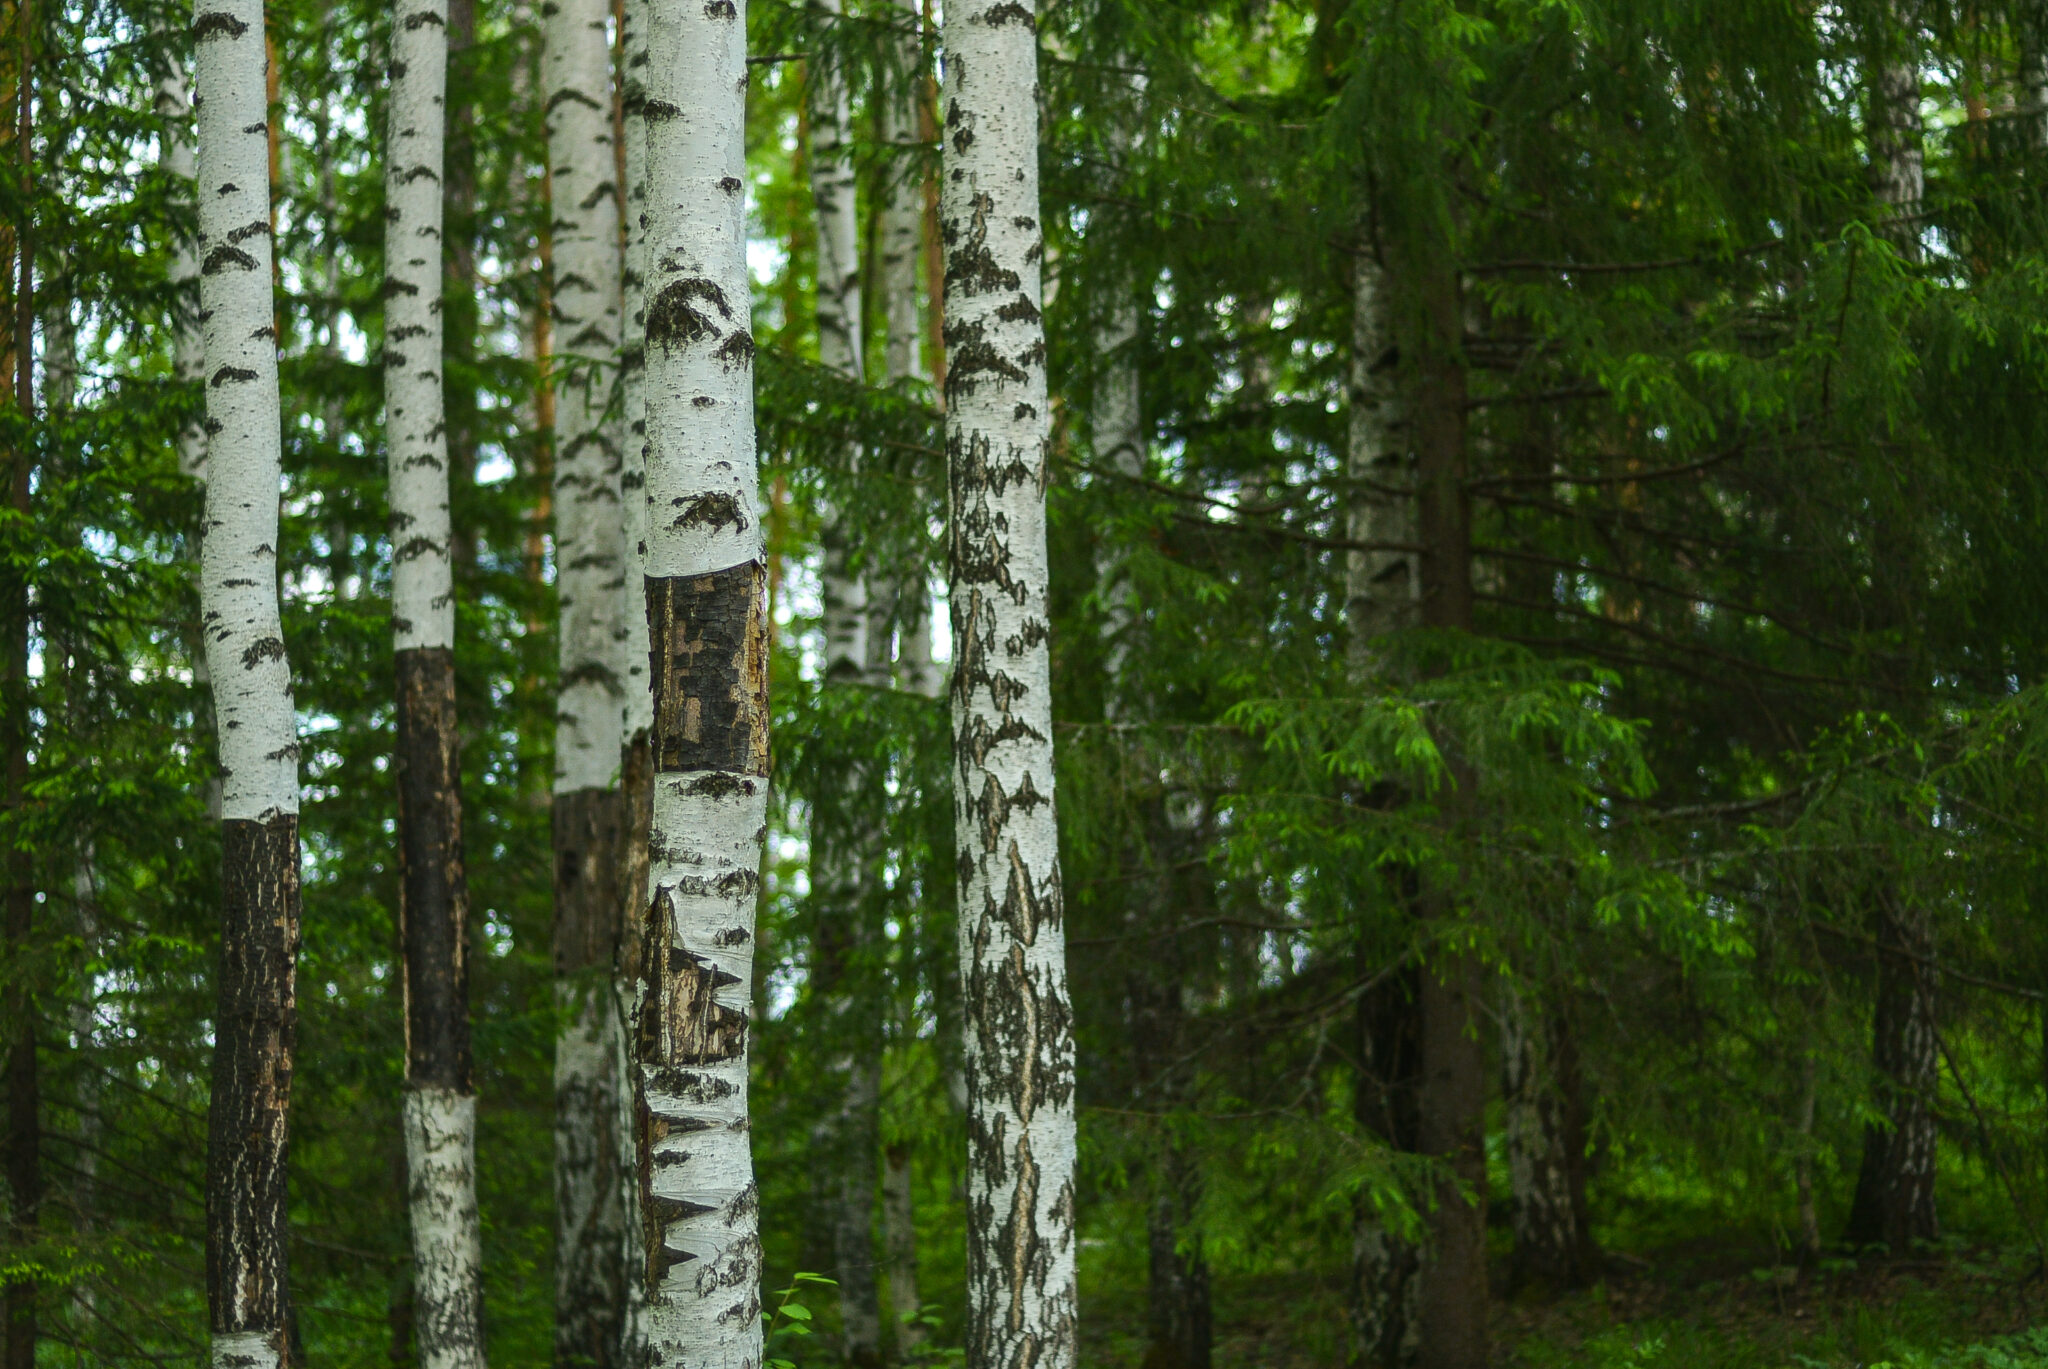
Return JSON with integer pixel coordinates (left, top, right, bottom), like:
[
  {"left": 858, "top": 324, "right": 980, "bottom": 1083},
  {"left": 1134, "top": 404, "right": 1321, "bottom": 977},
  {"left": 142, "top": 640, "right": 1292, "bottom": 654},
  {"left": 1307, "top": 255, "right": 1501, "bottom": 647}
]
[
  {"left": 1344, "top": 242, "right": 1422, "bottom": 1369},
  {"left": 1869, "top": 9, "right": 1923, "bottom": 259},
  {"left": 385, "top": 1, "right": 488, "bottom": 1358},
  {"left": 1844, "top": 900, "right": 1940, "bottom": 1253},
  {"left": 1500, "top": 984, "right": 1592, "bottom": 1294},
  {"left": 160, "top": 51, "right": 207, "bottom": 483},
  {"left": 940, "top": 0, "right": 1080, "bottom": 1361},
  {"left": 544, "top": 0, "right": 634, "bottom": 1353},
  {"left": 806, "top": 33, "right": 888, "bottom": 1361},
  {"left": 193, "top": 1, "right": 303, "bottom": 1361},
  {"left": 878, "top": 0, "right": 924, "bottom": 385},
  {"left": 634, "top": 0, "right": 768, "bottom": 1357},
  {"left": 882, "top": 1143, "right": 925, "bottom": 1358},
  {"left": 616, "top": 0, "right": 654, "bottom": 1355}
]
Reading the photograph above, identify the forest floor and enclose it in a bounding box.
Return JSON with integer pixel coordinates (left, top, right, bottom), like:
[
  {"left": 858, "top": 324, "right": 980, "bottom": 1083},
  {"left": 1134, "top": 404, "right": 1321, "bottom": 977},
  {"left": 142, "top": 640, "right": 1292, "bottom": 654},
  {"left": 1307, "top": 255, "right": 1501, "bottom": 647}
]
[{"left": 1078, "top": 1242, "right": 2048, "bottom": 1368}]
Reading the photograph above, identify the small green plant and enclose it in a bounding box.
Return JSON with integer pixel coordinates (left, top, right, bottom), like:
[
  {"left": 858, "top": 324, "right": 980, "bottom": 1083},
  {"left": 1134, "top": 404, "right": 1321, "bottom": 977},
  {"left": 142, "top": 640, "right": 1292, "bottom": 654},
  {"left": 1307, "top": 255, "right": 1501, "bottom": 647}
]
[{"left": 762, "top": 1271, "right": 836, "bottom": 1369}]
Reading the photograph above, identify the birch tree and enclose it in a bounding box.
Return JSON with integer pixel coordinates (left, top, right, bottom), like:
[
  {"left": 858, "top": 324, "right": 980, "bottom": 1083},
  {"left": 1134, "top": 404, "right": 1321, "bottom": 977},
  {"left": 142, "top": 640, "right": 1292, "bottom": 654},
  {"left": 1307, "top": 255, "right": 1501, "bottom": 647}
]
[
  {"left": 384, "top": 0, "right": 487, "bottom": 1360},
  {"left": 633, "top": 0, "right": 768, "bottom": 1357},
  {"left": 542, "top": 0, "right": 634, "bottom": 1352},
  {"left": 192, "top": 1, "right": 303, "bottom": 1363},
  {"left": 939, "top": 0, "right": 1079, "bottom": 1360}
]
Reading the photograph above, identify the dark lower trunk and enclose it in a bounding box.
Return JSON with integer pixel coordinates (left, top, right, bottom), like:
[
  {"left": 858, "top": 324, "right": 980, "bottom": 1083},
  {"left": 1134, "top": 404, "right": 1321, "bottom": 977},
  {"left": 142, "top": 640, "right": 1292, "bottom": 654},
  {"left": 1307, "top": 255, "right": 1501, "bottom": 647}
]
[
  {"left": 1352, "top": 959, "right": 1420, "bottom": 1369},
  {"left": 1844, "top": 902, "right": 1939, "bottom": 1254},
  {"left": 620, "top": 730, "right": 652, "bottom": 991},
  {"left": 554, "top": 786, "right": 625, "bottom": 979},
  {"left": 206, "top": 813, "right": 302, "bottom": 1356},
  {"left": 1502, "top": 994, "right": 1593, "bottom": 1295},
  {"left": 1143, "top": 1144, "right": 1210, "bottom": 1369},
  {"left": 397, "top": 647, "right": 473, "bottom": 1092},
  {"left": 1415, "top": 954, "right": 1487, "bottom": 1369}
]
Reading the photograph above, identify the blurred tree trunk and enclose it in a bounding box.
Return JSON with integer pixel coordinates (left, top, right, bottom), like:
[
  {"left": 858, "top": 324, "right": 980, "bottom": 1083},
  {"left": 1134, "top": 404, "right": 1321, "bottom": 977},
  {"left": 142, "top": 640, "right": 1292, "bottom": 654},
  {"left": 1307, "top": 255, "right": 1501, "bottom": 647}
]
[{"left": 1500, "top": 985, "right": 1593, "bottom": 1295}]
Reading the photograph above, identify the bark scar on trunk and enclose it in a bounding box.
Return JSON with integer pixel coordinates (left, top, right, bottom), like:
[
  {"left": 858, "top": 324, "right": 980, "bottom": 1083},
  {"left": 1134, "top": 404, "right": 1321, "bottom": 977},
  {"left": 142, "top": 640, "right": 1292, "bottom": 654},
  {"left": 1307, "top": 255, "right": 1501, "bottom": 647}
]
[{"left": 646, "top": 564, "right": 769, "bottom": 776}]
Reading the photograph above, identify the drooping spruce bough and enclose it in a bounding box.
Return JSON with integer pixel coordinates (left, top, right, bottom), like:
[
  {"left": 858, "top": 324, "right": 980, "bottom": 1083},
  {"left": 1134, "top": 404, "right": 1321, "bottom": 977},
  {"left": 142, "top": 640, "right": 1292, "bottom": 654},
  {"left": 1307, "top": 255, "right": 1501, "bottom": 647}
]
[
  {"left": 938, "top": 0, "right": 1080, "bottom": 1362},
  {"left": 192, "top": 1, "right": 302, "bottom": 1364},
  {"left": 383, "top": 0, "right": 488, "bottom": 1361},
  {"left": 633, "top": 0, "right": 768, "bottom": 1358}
]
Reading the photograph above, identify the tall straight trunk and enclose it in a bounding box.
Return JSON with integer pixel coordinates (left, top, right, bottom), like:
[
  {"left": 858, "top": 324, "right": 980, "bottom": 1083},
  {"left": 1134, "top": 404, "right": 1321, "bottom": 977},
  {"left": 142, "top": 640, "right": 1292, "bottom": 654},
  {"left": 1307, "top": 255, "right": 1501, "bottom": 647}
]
[
  {"left": 805, "top": 30, "right": 887, "bottom": 1364},
  {"left": 193, "top": 1, "right": 304, "bottom": 1362},
  {"left": 543, "top": 0, "right": 632, "bottom": 1354},
  {"left": 634, "top": 0, "right": 768, "bottom": 1358},
  {"left": 1869, "top": 7, "right": 1923, "bottom": 259},
  {"left": 882, "top": 1143, "right": 925, "bottom": 1359},
  {"left": 1406, "top": 240, "right": 1485, "bottom": 1369},
  {"left": 878, "top": 0, "right": 923, "bottom": 386},
  {"left": 2023, "top": 6, "right": 2048, "bottom": 154},
  {"left": 385, "top": 2, "right": 488, "bottom": 1362},
  {"left": 4, "top": 22, "right": 36, "bottom": 1358},
  {"left": 940, "top": 1, "right": 1080, "bottom": 1363},
  {"left": 615, "top": 0, "right": 654, "bottom": 1356},
  {"left": 160, "top": 50, "right": 208, "bottom": 484},
  {"left": 1844, "top": 900, "right": 1939, "bottom": 1252},
  {"left": 1344, "top": 238, "right": 1422, "bottom": 1369},
  {"left": 1500, "top": 983, "right": 1592, "bottom": 1295},
  {"left": 444, "top": 0, "right": 479, "bottom": 581}
]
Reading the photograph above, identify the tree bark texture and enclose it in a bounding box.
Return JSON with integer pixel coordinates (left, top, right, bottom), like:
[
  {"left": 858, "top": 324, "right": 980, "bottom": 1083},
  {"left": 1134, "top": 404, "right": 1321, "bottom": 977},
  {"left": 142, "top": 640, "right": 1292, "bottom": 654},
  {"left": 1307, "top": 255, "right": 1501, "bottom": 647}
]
[
  {"left": 1500, "top": 984, "right": 1592, "bottom": 1295},
  {"left": 1351, "top": 960, "right": 1420, "bottom": 1369},
  {"left": 193, "top": 0, "right": 304, "bottom": 1361},
  {"left": 940, "top": 0, "right": 1080, "bottom": 1363},
  {"left": 159, "top": 46, "right": 207, "bottom": 485},
  {"left": 1407, "top": 242, "right": 1485, "bottom": 1369},
  {"left": 1844, "top": 901, "right": 1940, "bottom": 1254},
  {"left": 878, "top": 0, "right": 924, "bottom": 385},
  {"left": 544, "top": 0, "right": 633, "bottom": 1353},
  {"left": 634, "top": 0, "right": 769, "bottom": 1356},
  {"left": 385, "top": 5, "right": 490, "bottom": 1358},
  {"left": 1868, "top": 8, "right": 1923, "bottom": 259},
  {"left": 882, "top": 1143, "right": 926, "bottom": 1358},
  {"left": 553, "top": 786, "right": 633, "bottom": 1369}
]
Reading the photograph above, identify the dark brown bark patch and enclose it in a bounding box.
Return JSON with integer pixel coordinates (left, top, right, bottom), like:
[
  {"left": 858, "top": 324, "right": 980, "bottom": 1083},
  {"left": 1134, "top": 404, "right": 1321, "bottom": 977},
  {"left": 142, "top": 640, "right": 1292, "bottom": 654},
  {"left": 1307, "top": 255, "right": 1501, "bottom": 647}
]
[
  {"left": 636, "top": 887, "right": 748, "bottom": 1067},
  {"left": 645, "top": 563, "right": 769, "bottom": 776},
  {"left": 395, "top": 647, "right": 473, "bottom": 1093},
  {"left": 207, "top": 813, "right": 301, "bottom": 1341},
  {"left": 553, "top": 784, "right": 625, "bottom": 977}
]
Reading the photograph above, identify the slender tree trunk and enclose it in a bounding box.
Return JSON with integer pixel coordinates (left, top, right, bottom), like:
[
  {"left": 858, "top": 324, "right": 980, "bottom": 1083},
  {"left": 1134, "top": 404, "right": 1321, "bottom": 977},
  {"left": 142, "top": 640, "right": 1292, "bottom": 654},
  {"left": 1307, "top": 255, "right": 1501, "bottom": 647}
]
[
  {"left": 193, "top": 2, "right": 304, "bottom": 1361},
  {"left": 633, "top": 0, "right": 768, "bottom": 1359},
  {"left": 1844, "top": 900, "right": 1940, "bottom": 1253},
  {"left": 543, "top": 0, "right": 633, "bottom": 1354},
  {"left": 1794, "top": 1051, "right": 1820, "bottom": 1263},
  {"left": 879, "top": 0, "right": 923, "bottom": 387},
  {"left": 160, "top": 50, "right": 208, "bottom": 485},
  {"left": 386, "top": 2, "right": 488, "bottom": 1359},
  {"left": 1344, "top": 235, "right": 1422, "bottom": 1369},
  {"left": 1868, "top": 6, "right": 1923, "bottom": 260},
  {"left": 615, "top": 0, "right": 654, "bottom": 1356},
  {"left": 4, "top": 33, "right": 37, "bottom": 1356},
  {"left": 1500, "top": 983, "right": 1592, "bottom": 1295},
  {"left": 940, "top": 0, "right": 1080, "bottom": 1362},
  {"left": 444, "top": 0, "right": 479, "bottom": 582},
  {"left": 882, "top": 1143, "right": 925, "bottom": 1359},
  {"left": 1407, "top": 240, "right": 1486, "bottom": 1369}
]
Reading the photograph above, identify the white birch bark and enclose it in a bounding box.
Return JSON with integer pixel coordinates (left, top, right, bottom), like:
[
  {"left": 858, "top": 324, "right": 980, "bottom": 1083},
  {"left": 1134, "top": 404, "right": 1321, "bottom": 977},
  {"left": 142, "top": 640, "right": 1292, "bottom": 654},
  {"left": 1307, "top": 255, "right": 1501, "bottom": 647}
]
[
  {"left": 635, "top": 0, "right": 768, "bottom": 1359},
  {"left": 192, "top": 0, "right": 300, "bottom": 1362},
  {"left": 878, "top": 0, "right": 925, "bottom": 386},
  {"left": 621, "top": 0, "right": 654, "bottom": 754},
  {"left": 882, "top": 1143, "right": 926, "bottom": 1354},
  {"left": 403, "top": 1089, "right": 486, "bottom": 1369},
  {"left": 546, "top": 0, "right": 627, "bottom": 796},
  {"left": 159, "top": 47, "right": 208, "bottom": 484},
  {"left": 387, "top": 0, "right": 456, "bottom": 657},
  {"left": 194, "top": 0, "right": 296, "bottom": 833},
  {"left": 1344, "top": 249, "right": 1414, "bottom": 681},
  {"left": 940, "top": 0, "right": 1080, "bottom": 1360},
  {"left": 1092, "top": 297, "right": 1141, "bottom": 702},
  {"left": 1870, "top": 6, "right": 1923, "bottom": 260}
]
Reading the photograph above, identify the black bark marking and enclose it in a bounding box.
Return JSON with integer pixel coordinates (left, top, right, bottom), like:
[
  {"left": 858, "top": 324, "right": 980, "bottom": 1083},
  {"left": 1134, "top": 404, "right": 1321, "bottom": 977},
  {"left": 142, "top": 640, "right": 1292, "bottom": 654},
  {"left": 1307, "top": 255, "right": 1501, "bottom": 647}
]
[
  {"left": 995, "top": 294, "right": 1040, "bottom": 324},
  {"left": 395, "top": 648, "right": 474, "bottom": 1093},
  {"left": 206, "top": 814, "right": 300, "bottom": 1338},
  {"left": 226, "top": 217, "right": 271, "bottom": 243},
  {"left": 668, "top": 492, "right": 747, "bottom": 534},
  {"left": 202, "top": 245, "right": 258, "bottom": 275},
  {"left": 637, "top": 888, "right": 749, "bottom": 1066},
  {"left": 545, "top": 86, "right": 605, "bottom": 114},
  {"left": 705, "top": 0, "right": 736, "bottom": 16},
  {"left": 578, "top": 180, "right": 618, "bottom": 211},
  {"left": 552, "top": 785, "right": 624, "bottom": 976},
  {"left": 646, "top": 564, "right": 769, "bottom": 776},
  {"left": 402, "top": 7, "right": 445, "bottom": 25},
  {"left": 211, "top": 366, "right": 259, "bottom": 388},
  {"left": 713, "top": 330, "right": 755, "bottom": 368},
  {"left": 983, "top": 0, "right": 1034, "bottom": 27},
  {"left": 642, "top": 97, "right": 682, "bottom": 121},
  {"left": 385, "top": 278, "right": 421, "bottom": 298},
  {"left": 192, "top": 10, "right": 249, "bottom": 40},
  {"left": 645, "top": 278, "right": 732, "bottom": 350},
  {"left": 718, "top": 176, "right": 744, "bottom": 195},
  {"left": 239, "top": 636, "right": 286, "bottom": 668}
]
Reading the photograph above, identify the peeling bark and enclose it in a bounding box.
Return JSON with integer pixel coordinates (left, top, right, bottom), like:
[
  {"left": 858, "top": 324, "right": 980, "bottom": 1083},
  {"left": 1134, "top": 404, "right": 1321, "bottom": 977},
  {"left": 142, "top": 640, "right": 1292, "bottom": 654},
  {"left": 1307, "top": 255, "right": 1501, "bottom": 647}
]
[
  {"left": 634, "top": 0, "right": 768, "bottom": 1351},
  {"left": 940, "top": 0, "right": 1080, "bottom": 1362},
  {"left": 193, "top": 0, "right": 303, "bottom": 1359}
]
